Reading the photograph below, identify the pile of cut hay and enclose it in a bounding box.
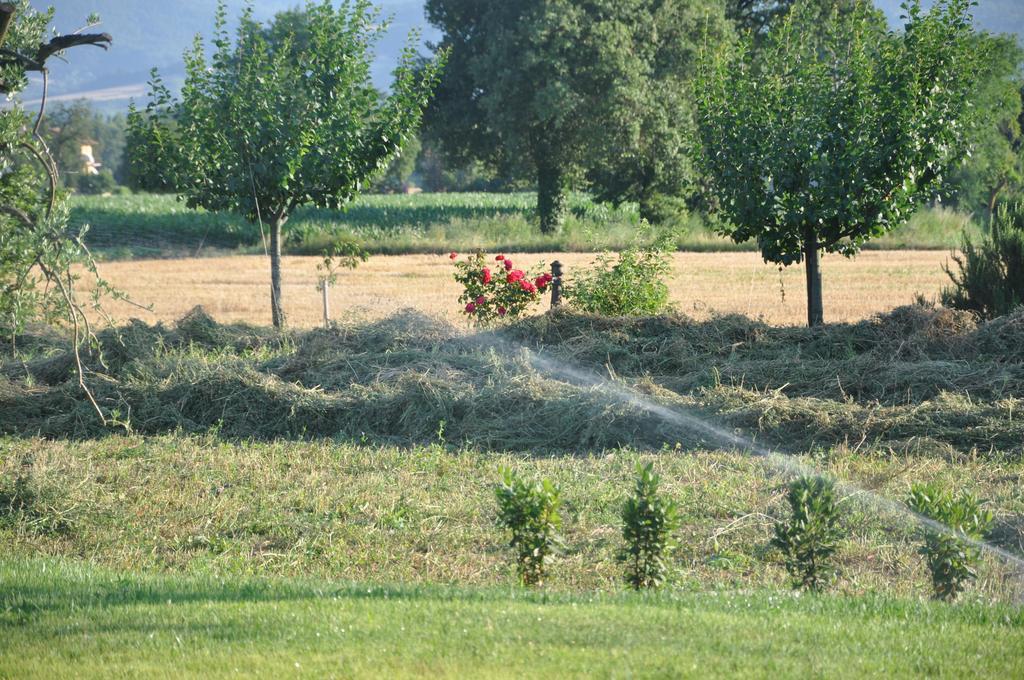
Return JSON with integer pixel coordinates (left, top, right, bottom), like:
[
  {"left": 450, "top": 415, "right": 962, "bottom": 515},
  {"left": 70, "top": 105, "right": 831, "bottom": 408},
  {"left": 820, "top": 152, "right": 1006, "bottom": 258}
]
[{"left": 2, "top": 304, "right": 1022, "bottom": 455}]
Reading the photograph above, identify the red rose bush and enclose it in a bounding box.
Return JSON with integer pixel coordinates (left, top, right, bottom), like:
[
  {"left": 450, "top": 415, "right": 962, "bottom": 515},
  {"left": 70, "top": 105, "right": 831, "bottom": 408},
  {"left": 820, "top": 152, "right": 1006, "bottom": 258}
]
[{"left": 452, "top": 252, "right": 552, "bottom": 324}]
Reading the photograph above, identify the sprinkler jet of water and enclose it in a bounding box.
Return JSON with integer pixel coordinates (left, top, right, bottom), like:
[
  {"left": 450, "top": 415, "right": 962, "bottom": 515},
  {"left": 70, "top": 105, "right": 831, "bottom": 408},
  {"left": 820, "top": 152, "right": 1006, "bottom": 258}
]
[{"left": 462, "top": 328, "right": 1024, "bottom": 587}]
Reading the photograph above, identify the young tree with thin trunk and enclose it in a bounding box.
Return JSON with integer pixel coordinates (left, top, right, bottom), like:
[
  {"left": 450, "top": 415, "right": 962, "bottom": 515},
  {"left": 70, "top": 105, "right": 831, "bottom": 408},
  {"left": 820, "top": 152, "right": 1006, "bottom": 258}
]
[
  {"left": 127, "top": 0, "right": 443, "bottom": 328},
  {"left": 694, "top": 0, "right": 988, "bottom": 326}
]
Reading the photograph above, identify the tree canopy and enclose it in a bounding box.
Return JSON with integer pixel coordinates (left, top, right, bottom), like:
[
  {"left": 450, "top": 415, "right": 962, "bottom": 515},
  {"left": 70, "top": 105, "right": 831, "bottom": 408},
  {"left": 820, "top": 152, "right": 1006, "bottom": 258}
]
[
  {"left": 582, "top": 0, "right": 732, "bottom": 222},
  {"left": 694, "top": 0, "right": 991, "bottom": 326},
  {"left": 425, "top": 0, "right": 732, "bottom": 231},
  {"left": 944, "top": 34, "right": 1023, "bottom": 213},
  {"left": 128, "top": 0, "right": 444, "bottom": 328}
]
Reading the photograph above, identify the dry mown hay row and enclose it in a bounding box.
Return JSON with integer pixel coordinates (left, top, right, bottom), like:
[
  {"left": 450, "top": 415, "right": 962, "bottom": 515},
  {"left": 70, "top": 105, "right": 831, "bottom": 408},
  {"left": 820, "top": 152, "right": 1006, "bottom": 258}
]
[{"left": 2, "top": 303, "right": 1023, "bottom": 457}]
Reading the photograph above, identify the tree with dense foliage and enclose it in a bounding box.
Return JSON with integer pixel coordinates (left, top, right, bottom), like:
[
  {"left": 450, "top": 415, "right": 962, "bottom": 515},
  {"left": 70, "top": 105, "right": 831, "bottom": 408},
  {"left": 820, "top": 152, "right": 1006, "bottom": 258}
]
[
  {"left": 424, "top": 0, "right": 582, "bottom": 233},
  {"left": 43, "top": 100, "right": 127, "bottom": 190},
  {"left": 695, "top": 0, "right": 991, "bottom": 326},
  {"left": 426, "top": 0, "right": 729, "bottom": 231},
  {"left": 127, "top": 0, "right": 443, "bottom": 328},
  {"left": 0, "top": 1, "right": 116, "bottom": 418},
  {"left": 944, "top": 35, "right": 1023, "bottom": 214},
  {"left": 582, "top": 1, "right": 732, "bottom": 222},
  {"left": 725, "top": 0, "right": 795, "bottom": 36}
]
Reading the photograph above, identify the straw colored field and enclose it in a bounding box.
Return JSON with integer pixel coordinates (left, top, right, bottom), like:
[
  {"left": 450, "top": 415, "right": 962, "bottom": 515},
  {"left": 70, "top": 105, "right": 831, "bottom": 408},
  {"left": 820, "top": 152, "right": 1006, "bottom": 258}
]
[{"left": 83, "top": 250, "right": 954, "bottom": 328}]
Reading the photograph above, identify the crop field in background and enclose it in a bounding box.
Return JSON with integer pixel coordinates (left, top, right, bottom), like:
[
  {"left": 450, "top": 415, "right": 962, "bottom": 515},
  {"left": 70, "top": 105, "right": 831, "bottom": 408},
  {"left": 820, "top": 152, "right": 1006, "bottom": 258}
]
[
  {"left": 81, "top": 250, "right": 954, "bottom": 328},
  {"left": 69, "top": 192, "right": 980, "bottom": 260}
]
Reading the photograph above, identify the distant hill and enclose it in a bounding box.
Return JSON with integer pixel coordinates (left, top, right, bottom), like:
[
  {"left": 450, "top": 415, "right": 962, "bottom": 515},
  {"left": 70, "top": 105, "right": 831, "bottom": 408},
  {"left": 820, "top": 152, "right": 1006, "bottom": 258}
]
[
  {"left": 23, "top": 0, "right": 1022, "bottom": 112},
  {"left": 25, "top": 0, "right": 439, "bottom": 111}
]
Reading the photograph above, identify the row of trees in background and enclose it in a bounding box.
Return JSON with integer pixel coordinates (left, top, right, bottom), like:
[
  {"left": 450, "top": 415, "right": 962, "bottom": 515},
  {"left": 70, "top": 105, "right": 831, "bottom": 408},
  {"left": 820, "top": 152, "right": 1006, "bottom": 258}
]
[
  {"left": 61, "top": 0, "right": 1024, "bottom": 222},
  {"left": 423, "top": 0, "right": 732, "bottom": 232},
  {"left": 39, "top": 0, "right": 1024, "bottom": 328},
  {"left": 422, "top": 0, "right": 1023, "bottom": 226}
]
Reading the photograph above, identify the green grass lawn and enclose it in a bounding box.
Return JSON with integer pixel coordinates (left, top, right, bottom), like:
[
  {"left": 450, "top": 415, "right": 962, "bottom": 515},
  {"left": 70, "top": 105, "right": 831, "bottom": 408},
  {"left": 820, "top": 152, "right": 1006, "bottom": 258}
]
[
  {"left": 3, "top": 308, "right": 1023, "bottom": 676},
  {"left": 68, "top": 192, "right": 980, "bottom": 260},
  {"left": 2, "top": 558, "right": 1021, "bottom": 678}
]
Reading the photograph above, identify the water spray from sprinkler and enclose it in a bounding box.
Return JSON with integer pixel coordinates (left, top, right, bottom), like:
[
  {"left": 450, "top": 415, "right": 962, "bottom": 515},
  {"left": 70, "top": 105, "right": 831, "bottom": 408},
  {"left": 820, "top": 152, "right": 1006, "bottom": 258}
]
[{"left": 463, "top": 329, "right": 1024, "bottom": 588}]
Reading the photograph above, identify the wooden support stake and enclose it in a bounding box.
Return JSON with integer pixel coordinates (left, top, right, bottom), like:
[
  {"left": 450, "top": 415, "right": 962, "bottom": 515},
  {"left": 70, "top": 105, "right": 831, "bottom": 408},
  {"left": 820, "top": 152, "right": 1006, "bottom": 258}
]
[{"left": 321, "top": 283, "right": 330, "bottom": 328}]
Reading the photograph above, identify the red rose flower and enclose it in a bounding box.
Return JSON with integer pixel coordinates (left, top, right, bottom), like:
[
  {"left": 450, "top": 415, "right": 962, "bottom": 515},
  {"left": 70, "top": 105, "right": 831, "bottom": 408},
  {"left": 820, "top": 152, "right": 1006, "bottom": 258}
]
[
  {"left": 504, "top": 259, "right": 513, "bottom": 271},
  {"left": 482, "top": 267, "right": 492, "bottom": 284},
  {"left": 506, "top": 269, "right": 525, "bottom": 283},
  {"left": 475, "top": 296, "right": 486, "bottom": 305},
  {"left": 495, "top": 255, "right": 505, "bottom": 261},
  {"left": 449, "top": 251, "right": 458, "bottom": 260},
  {"left": 465, "top": 302, "right": 476, "bottom": 313},
  {"left": 498, "top": 306, "right": 507, "bottom": 317},
  {"left": 520, "top": 280, "right": 536, "bottom": 293}
]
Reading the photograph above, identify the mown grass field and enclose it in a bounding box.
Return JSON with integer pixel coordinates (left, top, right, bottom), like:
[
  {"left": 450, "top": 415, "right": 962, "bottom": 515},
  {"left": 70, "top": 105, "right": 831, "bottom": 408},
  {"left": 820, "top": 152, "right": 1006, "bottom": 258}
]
[
  {"left": 81, "top": 250, "right": 955, "bottom": 328},
  {"left": 2, "top": 434, "right": 1022, "bottom": 596},
  {"left": 69, "top": 192, "right": 980, "bottom": 259},
  {"left": 2, "top": 558, "right": 1021, "bottom": 678},
  {"left": 3, "top": 305, "right": 1024, "bottom": 675}
]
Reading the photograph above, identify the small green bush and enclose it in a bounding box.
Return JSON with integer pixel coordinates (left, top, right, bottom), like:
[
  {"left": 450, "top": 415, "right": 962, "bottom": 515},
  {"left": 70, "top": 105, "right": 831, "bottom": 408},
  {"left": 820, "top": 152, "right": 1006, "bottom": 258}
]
[
  {"left": 771, "top": 476, "right": 844, "bottom": 592},
  {"left": 906, "top": 482, "right": 994, "bottom": 602},
  {"left": 620, "top": 462, "right": 679, "bottom": 589},
  {"left": 495, "top": 468, "right": 563, "bottom": 586},
  {"left": 942, "top": 202, "right": 1024, "bottom": 319},
  {"left": 75, "top": 170, "right": 119, "bottom": 195},
  {"left": 564, "top": 237, "right": 672, "bottom": 316}
]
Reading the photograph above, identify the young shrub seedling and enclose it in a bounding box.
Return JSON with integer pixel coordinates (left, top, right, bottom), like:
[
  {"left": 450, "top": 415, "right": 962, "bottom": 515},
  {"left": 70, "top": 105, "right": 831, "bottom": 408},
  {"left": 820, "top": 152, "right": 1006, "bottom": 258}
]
[
  {"left": 495, "top": 467, "right": 563, "bottom": 587},
  {"left": 906, "top": 482, "right": 994, "bottom": 602},
  {"left": 620, "top": 462, "right": 680, "bottom": 589},
  {"left": 772, "top": 476, "right": 844, "bottom": 592}
]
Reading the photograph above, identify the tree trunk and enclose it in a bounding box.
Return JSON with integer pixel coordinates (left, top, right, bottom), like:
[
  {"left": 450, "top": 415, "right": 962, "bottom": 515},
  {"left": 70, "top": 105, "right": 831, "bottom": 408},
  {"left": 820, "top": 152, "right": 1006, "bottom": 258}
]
[
  {"left": 536, "top": 152, "right": 566, "bottom": 235},
  {"left": 0, "top": 5, "right": 17, "bottom": 50},
  {"left": 269, "top": 213, "right": 288, "bottom": 329},
  {"left": 804, "top": 230, "right": 824, "bottom": 327},
  {"left": 637, "top": 168, "right": 659, "bottom": 224},
  {"left": 638, "top": 188, "right": 658, "bottom": 225},
  {"left": 988, "top": 178, "right": 1007, "bottom": 216}
]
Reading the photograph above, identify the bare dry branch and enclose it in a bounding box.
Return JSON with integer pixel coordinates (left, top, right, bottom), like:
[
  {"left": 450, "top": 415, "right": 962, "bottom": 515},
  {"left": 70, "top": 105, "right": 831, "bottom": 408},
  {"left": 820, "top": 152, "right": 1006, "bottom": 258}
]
[{"left": 34, "top": 31, "right": 112, "bottom": 65}]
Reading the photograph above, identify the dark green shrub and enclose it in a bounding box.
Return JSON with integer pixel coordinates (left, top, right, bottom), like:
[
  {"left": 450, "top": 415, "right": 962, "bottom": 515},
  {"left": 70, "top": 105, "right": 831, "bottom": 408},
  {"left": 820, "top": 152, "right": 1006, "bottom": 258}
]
[
  {"left": 495, "top": 467, "right": 563, "bottom": 586},
  {"left": 76, "top": 169, "right": 119, "bottom": 195},
  {"left": 771, "top": 476, "right": 844, "bottom": 592},
  {"left": 620, "top": 462, "right": 679, "bottom": 589},
  {"left": 942, "top": 202, "right": 1024, "bottom": 319},
  {"left": 564, "top": 237, "right": 672, "bottom": 316},
  {"left": 906, "top": 482, "right": 994, "bottom": 602}
]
